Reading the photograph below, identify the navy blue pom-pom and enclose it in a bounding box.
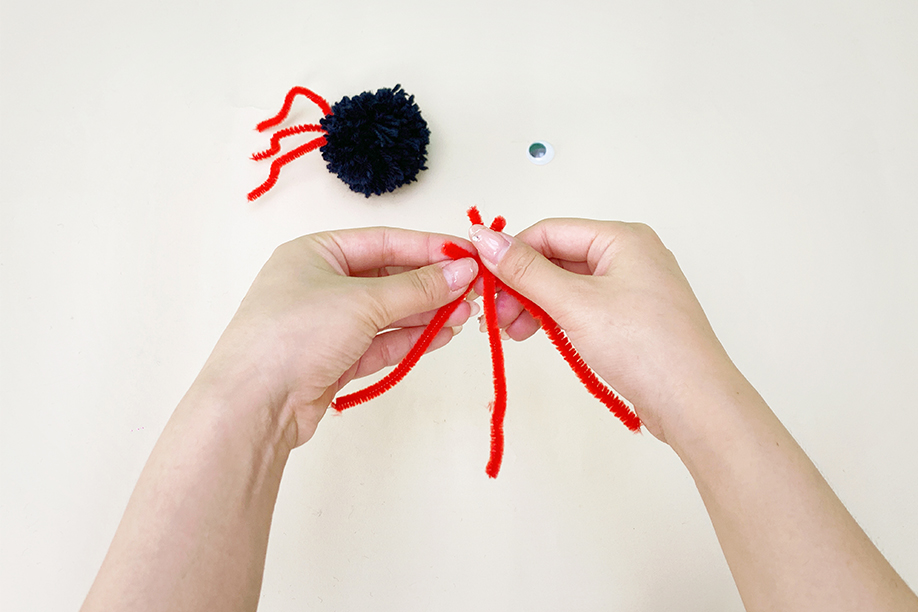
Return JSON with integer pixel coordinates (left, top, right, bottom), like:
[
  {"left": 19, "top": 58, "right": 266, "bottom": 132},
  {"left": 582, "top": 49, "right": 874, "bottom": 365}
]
[{"left": 319, "top": 85, "right": 430, "bottom": 197}]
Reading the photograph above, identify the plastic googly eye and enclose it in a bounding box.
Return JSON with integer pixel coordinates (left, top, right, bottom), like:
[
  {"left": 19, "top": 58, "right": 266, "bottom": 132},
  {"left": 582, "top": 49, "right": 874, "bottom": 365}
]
[{"left": 527, "top": 141, "right": 554, "bottom": 165}]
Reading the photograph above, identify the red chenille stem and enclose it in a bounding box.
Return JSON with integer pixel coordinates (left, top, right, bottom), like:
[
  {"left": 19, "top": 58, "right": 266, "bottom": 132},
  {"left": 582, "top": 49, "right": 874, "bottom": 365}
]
[
  {"left": 441, "top": 241, "right": 475, "bottom": 260},
  {"left": 499, "top": 284, "right": 642, "bottom": 432},
  {"left": 468, "top": 206, "right": 484, "bottom": 226},
  {"left": 467, "top": 206, "right": 505, "bottom": 232},
  {"left": 247, "top": 135, "right": 327, "bottom": 201},
  {"left": 482, "top": 270, "right": 508, "bottom": 478},
  {"left": 332, "top": 291, "right": 470, "bottom": 411},
  {"left": 256, "top": 86, "right": 332, "bottom": 132},
  {"left": 251, "top": 123, "right": 326, "bottom": 161},
  {"left": 331, "top": 209, "right": 639, "bottom": 482}
]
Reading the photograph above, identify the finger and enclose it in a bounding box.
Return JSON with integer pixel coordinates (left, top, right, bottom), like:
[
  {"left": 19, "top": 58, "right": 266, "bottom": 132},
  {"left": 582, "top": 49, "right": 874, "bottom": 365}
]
[
  {"left": 352, "top": 265, "right": 415, "bottom": 279},
  {"left": 321, "top": 227, "right": 476, "bottom": 275},
  {"left": 343, "top": 325, "right": 457, "bottom": 383},
  {"left": 475, "top": 291, "right": 539, "bottom": 341},
  {"left": 555, "top": 260, "right": 593, "bottom": 276},
  {"left": 515, "top": 218, "right": 623, "bottom": 271},
  {"left": 505, "top": 310, "right": 540, "bottom": 341},
  {"left": 494, "top": 289, "right": 525, "bottom": 329},
  {"left": 364, "top": 257, "right": 478, "bottom": 328},
  {"left": 389, "top": 299, "right": 480, "bottom": 329},
  {"left": 469, "top": 224, "right": 574, "bottom": 314}
]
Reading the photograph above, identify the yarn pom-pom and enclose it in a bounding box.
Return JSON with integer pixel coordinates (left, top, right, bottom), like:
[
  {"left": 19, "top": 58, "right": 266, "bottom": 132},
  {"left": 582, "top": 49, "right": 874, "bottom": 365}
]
[{"left": 319, "top": 85, "right": 430, "bottom": 197}]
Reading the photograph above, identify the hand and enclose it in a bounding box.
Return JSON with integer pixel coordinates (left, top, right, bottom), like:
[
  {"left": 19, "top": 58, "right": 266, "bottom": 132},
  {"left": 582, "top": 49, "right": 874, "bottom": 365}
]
[
  {"left": 469, "top": 218, "right": 738, "bottom": 443},
  {"left": 196, "top": 227, "right": 479, "bottom": 448}
]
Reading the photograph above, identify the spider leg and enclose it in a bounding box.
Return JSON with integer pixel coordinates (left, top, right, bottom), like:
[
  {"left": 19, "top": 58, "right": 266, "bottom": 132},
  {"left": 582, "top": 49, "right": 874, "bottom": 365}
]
[
  {"left": 332, "top": 209, "right": 638, "bottom": 482},
  {"left": 482, "top": 269, "right": 508, "bottom": 478},
  {"left": 251, "top": 124, "right": 326, "bottom": 161},
  {"left": 334, "top": 243, "right": 477, "bottom": 409},
  {"left": 468, "top": 206, "right": 484, "bottom": 226},
  {"left": 247, "top": 135, "right": 327, "bottom": 201},
  {"left": 332, "top": 289, "right": 472, "bottom": 411},
  {"left": 442, "top": 241, "right": 475, "bottom": 260},
  {"left": 466, "top": 207, "right": 512, "bottom": 476},
  {"left": 465, "top": 206, "right": 505, "bottom": 232},
  {"left": 256, "top": 86, "right": 332, "bottom": 132},
  {"left": 499, "top": 283, "right": 642, "bottom": 432}
]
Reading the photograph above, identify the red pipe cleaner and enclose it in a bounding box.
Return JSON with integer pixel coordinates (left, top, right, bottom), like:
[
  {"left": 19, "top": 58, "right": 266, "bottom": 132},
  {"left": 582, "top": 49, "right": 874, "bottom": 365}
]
[
  {"left": 332, "top": 208, "right": 641, "bottom": 477},
  {"left": 256, "top": 86, "right": 333, "bottom": 131},
  {"left": 251, "top": 124, "right": 327, "bottom": 161},
  {"left": 481, "top": 261, "right": 507, "bottom": 477},
  {"left": 248, "top": 87, "right": 331, "bottom": 201},
  {"left": 331, "top": 290, "right": 471, "bottom": 411}
]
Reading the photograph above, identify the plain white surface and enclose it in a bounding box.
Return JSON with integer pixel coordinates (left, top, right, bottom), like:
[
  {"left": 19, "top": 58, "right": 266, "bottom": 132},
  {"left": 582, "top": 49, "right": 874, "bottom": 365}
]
[{"left": 2, "top": 0, "right": 917, "bottom": 610}]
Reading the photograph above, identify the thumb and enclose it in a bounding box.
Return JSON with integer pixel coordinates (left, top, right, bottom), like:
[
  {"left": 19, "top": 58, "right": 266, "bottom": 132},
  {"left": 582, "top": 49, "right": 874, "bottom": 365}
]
[
  {"left": 469, "top": 225, "right": 569, "bottom": 310},
  {"left": 367, "top": 257, "right": 478, "bottom": 327}
]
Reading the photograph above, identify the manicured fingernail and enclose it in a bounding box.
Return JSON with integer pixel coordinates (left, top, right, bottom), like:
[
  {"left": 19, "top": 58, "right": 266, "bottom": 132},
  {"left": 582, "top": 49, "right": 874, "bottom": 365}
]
[
  {"left": 469, "top": 225, "right": 511, "bottom": 265},
  {"left": 468, "top": 301, "right": 481, "bottom": 318},
  {"left": 451, "top": 325, "right": 463, "bottom": 336},
  {"left": 441, "top": 258, "right": 476, "bottom": 291}
]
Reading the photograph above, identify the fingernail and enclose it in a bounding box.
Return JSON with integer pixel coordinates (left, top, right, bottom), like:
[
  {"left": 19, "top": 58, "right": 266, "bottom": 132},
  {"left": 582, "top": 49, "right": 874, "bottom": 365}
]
[
  {"left": 468, "top": 301, "right": 481, "bottom": 318},
  {"left": 451, "top": 325, "right": 463, "bottom": 336},
  {"left": 469, "top": 225, "right": 511, "bottom": 265},
  {"left": 441, "top": 258, "right": 476, "bottom": 291}
]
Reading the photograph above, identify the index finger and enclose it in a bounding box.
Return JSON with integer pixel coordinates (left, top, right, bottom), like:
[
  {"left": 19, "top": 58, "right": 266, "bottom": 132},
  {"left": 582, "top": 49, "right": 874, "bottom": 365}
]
[{"left": 321, "top": 227, "right": 476, "bottom": 275}]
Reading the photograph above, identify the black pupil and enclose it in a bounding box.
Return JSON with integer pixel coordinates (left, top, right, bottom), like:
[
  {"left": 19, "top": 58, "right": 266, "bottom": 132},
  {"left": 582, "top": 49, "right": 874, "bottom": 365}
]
[{"left": 529, "top": 143, "right": 547, "bottom": 158}]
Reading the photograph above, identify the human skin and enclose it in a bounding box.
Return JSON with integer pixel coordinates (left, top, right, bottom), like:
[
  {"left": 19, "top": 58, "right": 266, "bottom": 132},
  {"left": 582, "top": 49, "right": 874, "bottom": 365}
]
[
  {"left": 81, "top": 219, "right": 918, "bottom": 612},
  {"left": 80, "top": 228, "right": 479, "bottom": 612},
  {"left": 469, "top": 218, "right": 918, "bottom": 612}
]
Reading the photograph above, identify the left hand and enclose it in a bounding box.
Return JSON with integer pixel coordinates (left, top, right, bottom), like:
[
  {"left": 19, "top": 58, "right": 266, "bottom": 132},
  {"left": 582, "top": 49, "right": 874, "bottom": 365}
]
[{"left": 195, "top": 227, "right": 479, "bottom": 448}]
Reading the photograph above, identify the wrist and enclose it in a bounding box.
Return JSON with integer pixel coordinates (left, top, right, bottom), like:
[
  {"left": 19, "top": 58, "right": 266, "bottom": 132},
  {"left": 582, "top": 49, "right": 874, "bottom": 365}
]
[
  {"left": 659, "top": 358, "right": 772, "bottom": 463},
  {"left": 663, "top": 369, "right": 790, "bottom": 496},
  {"left": 186, "top": 355, "right": 300, "bottom": 459},
  {"left": 83, "top": 360, "right": 295, "bottom": 611}
]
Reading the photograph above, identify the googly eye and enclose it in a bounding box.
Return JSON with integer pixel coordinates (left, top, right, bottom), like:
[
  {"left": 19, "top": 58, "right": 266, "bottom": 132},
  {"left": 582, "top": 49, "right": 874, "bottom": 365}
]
[{"left": 527, "top": 141, "right": 554, "bottom": 165}]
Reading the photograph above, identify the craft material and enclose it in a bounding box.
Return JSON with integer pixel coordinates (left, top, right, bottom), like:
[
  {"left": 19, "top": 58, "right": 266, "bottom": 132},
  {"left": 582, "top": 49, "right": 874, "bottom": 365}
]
[
  {"left": 249, "top": 85, "right": 429, "bottom": 200},
  {"left": 333, "top": 208, "right": 642, "bottom": 478}
]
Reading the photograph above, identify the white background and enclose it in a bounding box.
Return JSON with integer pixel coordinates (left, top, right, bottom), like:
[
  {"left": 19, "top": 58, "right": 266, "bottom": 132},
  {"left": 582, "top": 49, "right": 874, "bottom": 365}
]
[{"left": 2, "top": 0, "right": 916, "bottom": 610}]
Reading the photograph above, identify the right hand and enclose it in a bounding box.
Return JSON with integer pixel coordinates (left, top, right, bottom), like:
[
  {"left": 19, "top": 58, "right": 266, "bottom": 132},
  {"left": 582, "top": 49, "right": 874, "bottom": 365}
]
[{"left": 469, "top": 218, "right": 741, "bottom": 444}]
